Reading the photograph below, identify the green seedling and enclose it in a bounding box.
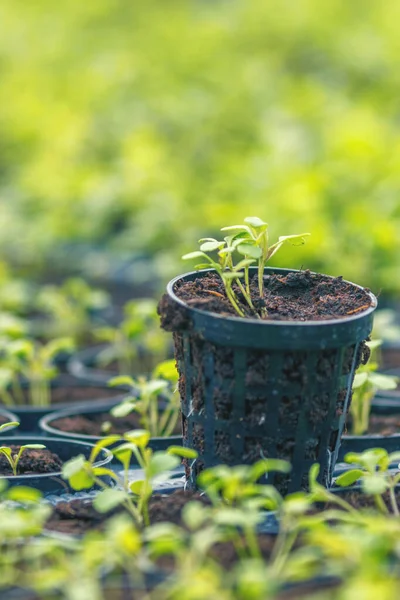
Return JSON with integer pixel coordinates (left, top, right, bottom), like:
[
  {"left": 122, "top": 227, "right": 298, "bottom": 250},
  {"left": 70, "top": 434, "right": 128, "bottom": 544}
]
[
  {"left": 0, "top": 424, "right": 46, "bottom": 476},
  {"left": 350, "top": 340, "right": 398, "bottom": 435},
  {"left": 197, "top": 459, "right": 291, "bottom": 510},
  {"left": 183, "top": 217, "right": 309, "bottom": 317},
  {"left": 108, "top": 359, "right": 180, "bottom": 438},
  {"left": 336, "top": 448, "right": 400, "bottom": 516},
  {"left": 221, "top": 216, "right": 310, "bottom": 297},
  {"left": 0, "top": 337, "right": 75, "bottom": 407},
  {"left": 183, "top": 237, "right": 256, "bottom": 317},
  {"left": 62, "top": 430, "right": 197, "bottom": 527},
  {"left": 36, "top": 277, "right": 110, "bottom": 344},
  {"left": 95, "top": 299, "right": 170, "bottom": 375}
]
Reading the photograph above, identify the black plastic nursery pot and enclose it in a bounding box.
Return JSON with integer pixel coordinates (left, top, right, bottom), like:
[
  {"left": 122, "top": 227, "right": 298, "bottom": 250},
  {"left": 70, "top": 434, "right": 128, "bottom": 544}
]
[
  {"left": 0, "top": 436, "right": 113, "bottom": 494},
  {"left": 338, "top": 398, "right": 400, "bottom": 461},
  {"left": 39, "top": 403, "right": 182, "bottom": 452},
  {"left": 160, "top": 268, "right": 377, "bottom": 495},
  {"left": 0, "top": 408, "right": 19, "bottom": 434},
  {"left": 2, "top": 375, "right": 126, "bottom": 434}
]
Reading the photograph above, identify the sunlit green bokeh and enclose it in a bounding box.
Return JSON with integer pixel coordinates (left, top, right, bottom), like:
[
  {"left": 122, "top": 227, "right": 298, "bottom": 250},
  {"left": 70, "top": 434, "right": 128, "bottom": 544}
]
[{"left": 0, "top": 0, "right": 399, "bottom": 293}]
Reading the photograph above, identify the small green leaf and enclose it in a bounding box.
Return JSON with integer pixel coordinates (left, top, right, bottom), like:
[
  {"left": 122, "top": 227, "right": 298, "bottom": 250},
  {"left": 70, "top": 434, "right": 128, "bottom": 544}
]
[
  {"left": 108, "top": 376, "right": 135, "bottom": 388},
  {"left": 335, "top": 469, "right": 364, "bottom": 487},
  {"left": 6, "top": 487, "right": 43, "bottom": 503},
  {"left": 90, "top": 436, "right": 121, "bottom": 463},
  {"left": 361, "top": 475, "right": 388, "bottom": 496},
  {"left": 250, "top": 459, "right": 291, "bottom": 480},
  {"left": 167, "top": 446, "right": 198, "bottom": 459},
  {"left": 0, "top": 422, "right": 19, "bottom": 432},
  {"left": 62, "top": 455, "right": 95, "bottom": 490},
  {"left": 21, "top": 444, "right": 46, "bottom": 450},
  {"left": 111, "top": 402, "right": 134, "bottom": 418},
  {"left": 353, "top": 372, "right": 369, "bottom": 388},
  {"left": 182, "top": 501, "right": 209, "bottom": 530},
  {"left": 93, "top": 489, "right": 127, "bottom": 513},
  {"left": 130, "top": 479, "right": 147, "bottom": 496},
  {"left": 244, "top": 217, "right": 268, "bottom": 228},
  {"left": 182, "top": 251, "right": 208, "bottom": 260},
  {"left": 0, "top": 447, "right": 12, "bottom": 457},
  {"left": 124, "top": 430, "right": 151, "bottom": 448},
  {"left": 148, "top": 452, "right": 180, "bottom": 478},
  {"left": 199, "top": 241, "right": 224, "bottom": 252},
  {"left": 369, "top": 373, "right": 398, "bottom": 391}
]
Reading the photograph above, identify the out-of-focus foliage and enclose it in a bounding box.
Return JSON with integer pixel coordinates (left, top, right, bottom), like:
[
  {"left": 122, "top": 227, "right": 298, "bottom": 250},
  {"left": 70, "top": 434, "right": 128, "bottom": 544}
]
[{"left": 0, "top": 0, "right": 399, "bottom": 293}]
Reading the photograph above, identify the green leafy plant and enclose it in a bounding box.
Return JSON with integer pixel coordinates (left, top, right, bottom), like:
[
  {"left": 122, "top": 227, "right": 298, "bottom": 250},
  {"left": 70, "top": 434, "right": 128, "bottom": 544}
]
[
  {"left": 95, "top": 299, "right": 170, "bottom": 375},
  {"left": 183, "top": 217, "right": 309, "bottom": 318},
  {"left": 197, "top": 459, "right": 290, "bottom": 509},
  {"left": 62, "top": 430, "right": 197, "bottom": 527},
  {"left": 0, "top": 423, "right": 46, "bottom": 476},
  {"left": 0, "top": 337, "right": 75, "bottom": 406},
  {"left": 36, "top": 277, "right": 110, "bottom": 344},
  {"left": 350, "top": 340, "right": 398, "bottom": 435},
  {"left": 108, "top": 359, "right": 180, "bottom": 438},
  {"left": 222, "top": 217, "right": 310, "bottom": 297},
  {"left": 336, "top": 448, "right": 400, "bottom": 515}
]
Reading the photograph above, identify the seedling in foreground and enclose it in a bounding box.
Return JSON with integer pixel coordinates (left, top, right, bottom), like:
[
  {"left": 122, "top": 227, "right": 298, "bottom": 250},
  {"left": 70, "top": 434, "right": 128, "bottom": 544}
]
[
  {"left": 336, "top": 448, "right": 400, "bottom": 516},
  {"left": 0, "top": 423, "right": 46, "bottom": 476},
  {"left": 62, "top": 430, "right": 197, "bottom": 527},
  {"left": 350, "top": 340, "right": 398, "bottom": 435}
]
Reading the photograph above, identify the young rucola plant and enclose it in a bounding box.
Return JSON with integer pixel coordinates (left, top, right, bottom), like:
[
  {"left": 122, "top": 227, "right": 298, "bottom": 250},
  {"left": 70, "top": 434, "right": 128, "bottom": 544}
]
[
  {"left": 183, "top": 217, "right": 309, "bottom": 318},
  {"left": 62, "top": 429, "right": 197, "bottom": 527},
  {"left": 0, "top": 422, "right": 45, "bottom": 476},
  {"left": 108, "top": 359, "right": 180, "bottom": 437},
  {"left": 350, "top": 339, "right": 398, "bottom": 435},
  {"left": 0, "top": 337, "right": 74, "bottom": 406}
]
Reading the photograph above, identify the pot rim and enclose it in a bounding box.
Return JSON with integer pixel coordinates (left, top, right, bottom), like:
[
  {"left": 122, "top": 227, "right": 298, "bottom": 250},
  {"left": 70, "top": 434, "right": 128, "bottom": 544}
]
[
  {"left": 39, "top": 404, "right": 182, "bottom": 444},
  {"left": 0, "top": 435, "right": 112, "bottom": 481},
  {"left": 167, "top": 267, "right": 377, "bottom": 327}
]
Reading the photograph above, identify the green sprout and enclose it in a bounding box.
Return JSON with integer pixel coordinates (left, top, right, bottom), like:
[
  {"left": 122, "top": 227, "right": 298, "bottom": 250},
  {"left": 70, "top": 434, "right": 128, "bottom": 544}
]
[
  {"left": 108, "top": 359, "right": 180, "bottom": 438},
  {"left": 0, "top": 423, "right": 46, "bottom": 476},
  {"left": 183, "top": 217, "right": 310, "bottom": 318},
  {"left": 336, "top": 448, "right": 400, "bottom": 516},
  {"left": 0, "top": 337, "right": 75, "bottom": 407},
  {"left": 221, "top": 216, "right": 310, "bottom": 297},
  {"left": 95, "top": 299, "right": 170, "bottom": 375},
  {"left": 62, "top": 430, "right": 197, "bottom": 527},
  {"left": 350, "top": 340, "right": 398, "bottom": 436}
]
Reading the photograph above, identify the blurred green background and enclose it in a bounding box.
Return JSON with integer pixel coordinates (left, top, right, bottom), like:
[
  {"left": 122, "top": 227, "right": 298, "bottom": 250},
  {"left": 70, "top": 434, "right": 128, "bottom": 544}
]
[{"left": 0, "top": 0, "right": 399, "bottom": 295}]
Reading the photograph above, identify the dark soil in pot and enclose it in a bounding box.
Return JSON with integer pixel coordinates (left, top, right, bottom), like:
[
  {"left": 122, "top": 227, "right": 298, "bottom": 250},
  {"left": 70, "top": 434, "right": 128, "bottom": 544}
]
[
  {"left": 160, "top": 268, "right": 376, "bottom": 495},
  {"left": 0, "top": 447, "right": 63, "bottom": 476},
  {"left": 5, "top": 376, "right": 126, "bottom": 432},
  {"left": 171, "top": 270, "right": 372, "bottom": 321},
  {"left": 12, "top": 384, "right": 121, "bottom": 407},
  {"left": 49, "top": 410, "right": 181, "bottom": 437}
]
